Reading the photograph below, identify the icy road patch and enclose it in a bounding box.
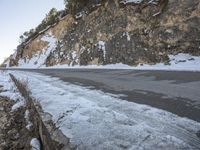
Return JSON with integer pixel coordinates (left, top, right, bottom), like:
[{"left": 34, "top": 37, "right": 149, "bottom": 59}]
[{"left": 8, "top": 71, "right": 200, "bottom": 150}]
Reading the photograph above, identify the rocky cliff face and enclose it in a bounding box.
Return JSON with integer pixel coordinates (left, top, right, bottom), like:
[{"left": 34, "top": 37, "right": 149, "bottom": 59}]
[{"left": 3, "top": 0, "right": 200, "bottom": 67}]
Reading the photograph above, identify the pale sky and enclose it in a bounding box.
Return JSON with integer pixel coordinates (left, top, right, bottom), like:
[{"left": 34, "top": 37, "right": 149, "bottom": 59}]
[{"left": 0, "top": 0, "right": 65, "bottom": 64}]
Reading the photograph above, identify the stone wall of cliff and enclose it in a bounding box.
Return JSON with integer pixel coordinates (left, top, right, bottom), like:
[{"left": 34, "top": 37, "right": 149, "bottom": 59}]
[{"left": 3, "top": 0, "right": 200, "bottom": 67}]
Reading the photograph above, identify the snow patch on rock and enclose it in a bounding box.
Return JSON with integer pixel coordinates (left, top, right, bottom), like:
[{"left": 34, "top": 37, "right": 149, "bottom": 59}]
[
  {"left": 120, "top": 0, "right": 143, "bottom": 4},
  {"left": 25, "top": 110, "right": 33, "bottom": 130},
  {"left": 98, "top": 41, "right": 106, "bottom": 60},
  {"left": 17, "top": 33, "right": 57, "bottom": 68},
  {"left": 30, "top": 138, "right": 41, "bottom": 150}
]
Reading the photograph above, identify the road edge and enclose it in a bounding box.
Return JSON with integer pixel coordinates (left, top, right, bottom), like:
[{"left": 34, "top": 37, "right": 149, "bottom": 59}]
[{"left": 9, "top": 73, "right": 76, "bottom": 150}]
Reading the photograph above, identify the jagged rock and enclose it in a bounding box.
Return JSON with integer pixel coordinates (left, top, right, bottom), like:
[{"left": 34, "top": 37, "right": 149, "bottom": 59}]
[
  {"left": 0, "top": 97, "right": 32, "bottom": 149},
  {"left": 2, "top": 0, "right": 200, "bottom": 67}
]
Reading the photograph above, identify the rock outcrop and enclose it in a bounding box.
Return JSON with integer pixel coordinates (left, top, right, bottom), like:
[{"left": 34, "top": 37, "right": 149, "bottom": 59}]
[
  {"left": 3, "top": 0, "right": 200, "bottom": 67},
  {"left": 0, "top": 94, "right": 33, "bottom": 149}
]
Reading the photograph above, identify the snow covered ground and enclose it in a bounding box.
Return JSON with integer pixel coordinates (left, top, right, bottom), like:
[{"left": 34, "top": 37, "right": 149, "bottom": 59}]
[
  {"left": 1, "top": 70, "right": 199, "bottom": 149},
  {"left": 0, "top": 71, "right": 25, "bottom": 111},
  {"left": 0, "top": 71, "right": 41, "bottom": 150},
  {"left": 11, "top": 53, "right": 200, "bottom": 72}
]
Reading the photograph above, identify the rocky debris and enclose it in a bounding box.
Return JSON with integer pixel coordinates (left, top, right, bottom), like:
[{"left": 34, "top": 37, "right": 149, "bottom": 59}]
[
  {"left": 0, "top": 96, "right": 33, "bottom": 149},
  {"left": 0, "top": 80, "right": 58, "bottom": 150},
  {"left": 0, "top": 74, "right": 75, "bottom": 150}
]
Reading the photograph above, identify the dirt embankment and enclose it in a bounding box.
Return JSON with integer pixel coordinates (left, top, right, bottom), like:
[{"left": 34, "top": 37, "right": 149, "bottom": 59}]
[
  {"left": 0, "top": 94, "right": 32, "bottom": 149},
  {"left": 8, "top": 74, "right": 75, "bottom": 150},
  {"left": 0, "top": 74, "right": 75, "bottom": 150}
]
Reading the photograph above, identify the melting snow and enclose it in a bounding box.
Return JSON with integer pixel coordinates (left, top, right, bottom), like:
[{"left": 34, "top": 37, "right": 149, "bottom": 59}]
[
  {"left": 46, "top": 53, "right": 200, "bottom": 71},
  {"left": 9, "top": 42, "right": 200, "bottom": 72},
  {"left": 30, "top": 138, "right": 41, "bottom": 150},
  {"left": 120, "top": 0, "right": 143, "bottom": 4},
  {"left": 75, "top": 12, "right": 83, "bottom": 19},
  {"left": 0, "top": 71, "right": 25, "bottom": 110},
  {"left": 123, "top": 32, "right": 131, "bottom": 41},
  {"left": 11, "top": 100, "right": 25, "bottom": 111},
  {"left": 98, "top": 41, "right": 106, "bottom": 60},
  {"left": 25, "top": 109, "right": 33, "bottom": 130},
  {"left": 17, "top": 33, "right": 57, "bottom": 68}
]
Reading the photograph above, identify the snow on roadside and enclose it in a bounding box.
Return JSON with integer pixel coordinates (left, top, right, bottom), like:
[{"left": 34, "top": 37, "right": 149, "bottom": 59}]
[
  {"left": 11, "top": 71, "right": 200, "bottom": 149},
  {"left": 0, "top": 71, "right": 25, "bottom": 111},
  {"left": 45, "top": 53, "right": 200, "bottom": 71},
  {"left": 10, "top": 53, "right": 200, "bottom": 72},
  {"left": 30, "top": 138, "right": 41, "bottom": 150}
]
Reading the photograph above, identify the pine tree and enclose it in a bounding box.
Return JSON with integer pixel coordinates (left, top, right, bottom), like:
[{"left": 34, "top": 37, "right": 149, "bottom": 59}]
[{"left": 64, "top": 0, "right": 89, "bottom": 15}]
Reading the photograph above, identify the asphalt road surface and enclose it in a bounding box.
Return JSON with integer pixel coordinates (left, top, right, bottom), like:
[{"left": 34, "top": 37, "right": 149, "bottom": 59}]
[{"left": 10, "top": 69, "right": 200, "bottom": 122}]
